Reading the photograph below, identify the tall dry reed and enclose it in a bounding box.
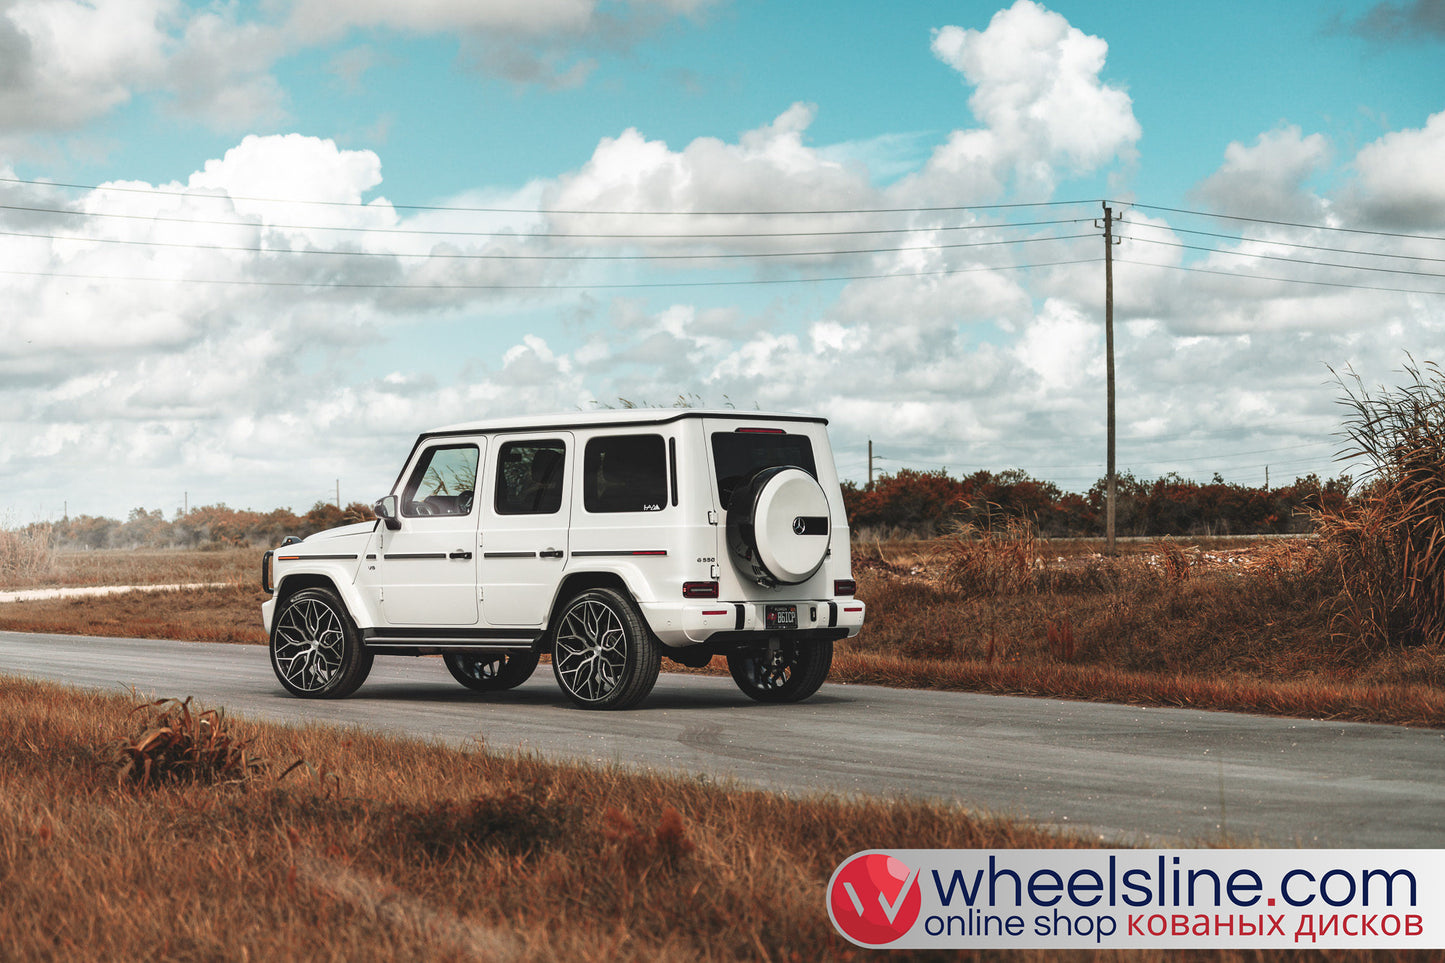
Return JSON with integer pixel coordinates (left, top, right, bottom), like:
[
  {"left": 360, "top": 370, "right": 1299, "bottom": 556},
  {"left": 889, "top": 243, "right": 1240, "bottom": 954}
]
[
  {"left": 0, "top": 523, "right": 55, "bottom": 585},
  {"left": 1319, "top": 359, "right": 1445, "bottom": 650}
]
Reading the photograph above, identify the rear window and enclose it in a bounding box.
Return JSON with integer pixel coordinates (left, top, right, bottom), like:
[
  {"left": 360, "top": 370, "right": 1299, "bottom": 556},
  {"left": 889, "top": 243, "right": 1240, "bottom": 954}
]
[
  {"left": 711, "top": 431, "right": 817, "bottom": 510},
  {"left": 584, "top": 434, "right": 668, "bottom": 513}
]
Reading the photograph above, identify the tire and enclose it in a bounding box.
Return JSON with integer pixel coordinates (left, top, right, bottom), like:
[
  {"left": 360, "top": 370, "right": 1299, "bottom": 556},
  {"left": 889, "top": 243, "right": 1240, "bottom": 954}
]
[
  {"left": 269, "top": 587, "right": 373, "bottom": 699},
  {"left": 727, "top": 638, "right": 832, "bottom": 703},
  {"left": 551, "top": 588, "right": 661, "bottom": 710},
  {"left": 726, "top": 466, "right": 831, "bottom": 587},
  {"left": 443, "top": 649, "right": 540, "bottom": 692}
]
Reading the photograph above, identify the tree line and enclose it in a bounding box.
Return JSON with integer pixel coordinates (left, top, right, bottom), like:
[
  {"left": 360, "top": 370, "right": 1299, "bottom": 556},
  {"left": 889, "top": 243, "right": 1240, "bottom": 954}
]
[
  {"left": 843, "top": 468, "right": 1353, "bottom": 538},
  {"left": 24, "top": 467, "right": 1354, "bottom": 552}
]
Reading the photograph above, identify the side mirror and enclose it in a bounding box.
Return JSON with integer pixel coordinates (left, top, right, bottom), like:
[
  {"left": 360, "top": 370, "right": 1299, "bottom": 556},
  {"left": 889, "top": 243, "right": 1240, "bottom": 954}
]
[{"left": 373, "top": 495, "right": 402, "bottom": 530}]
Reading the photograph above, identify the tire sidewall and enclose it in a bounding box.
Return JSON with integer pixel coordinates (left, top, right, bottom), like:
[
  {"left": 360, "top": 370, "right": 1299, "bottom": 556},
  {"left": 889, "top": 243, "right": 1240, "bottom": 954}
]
[
  {"left": 444, "top": 649, "right": 540, "bottom": 691},
  {"left": 727, "top": 639, "right": 833, "bottom": 703}
]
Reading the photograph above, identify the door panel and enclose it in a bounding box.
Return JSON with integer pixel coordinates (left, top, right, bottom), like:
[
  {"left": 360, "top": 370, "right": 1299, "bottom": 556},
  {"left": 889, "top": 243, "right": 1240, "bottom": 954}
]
[
  {"left": 480, "top": 434, "right": 571, "bottom": 627},
  {"left": 380, "top": 440, "right": 483, "bottom": 625}
]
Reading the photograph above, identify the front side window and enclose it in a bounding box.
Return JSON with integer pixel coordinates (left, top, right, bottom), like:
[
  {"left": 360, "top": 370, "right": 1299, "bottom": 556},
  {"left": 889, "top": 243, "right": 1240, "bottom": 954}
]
[
  {"left": 711, "top": 431, "right": 817, "bottom": 510},
  {"left": 495, "top": 439, "right": 567, "bottom": 515},
  {"left": 402, "top": 445, "right": 479, "bottom": 516},
  {"left": 584, "top": 434, "right": 667, "bottom": 513}
]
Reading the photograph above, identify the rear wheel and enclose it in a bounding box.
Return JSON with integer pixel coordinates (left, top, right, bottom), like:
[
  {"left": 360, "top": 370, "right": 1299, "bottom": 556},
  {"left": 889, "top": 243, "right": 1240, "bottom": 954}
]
[
  {"left": 727, "top": 638, "right": 832, "bottom": 703},
  {"left": 269, "top": 587, "right": 373, "bottom": 699},
  {"left": 443, "top": 650, "right": 539, "bottom": 691},
  {"left": 551, "top": 588, "right": 660, "bottom": 710}
]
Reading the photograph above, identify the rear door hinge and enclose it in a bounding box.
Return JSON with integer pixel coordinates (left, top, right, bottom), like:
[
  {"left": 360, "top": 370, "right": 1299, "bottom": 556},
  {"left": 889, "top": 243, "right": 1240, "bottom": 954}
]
[{"left": 707, "top": 510, "right": 719, "bottom": 525}]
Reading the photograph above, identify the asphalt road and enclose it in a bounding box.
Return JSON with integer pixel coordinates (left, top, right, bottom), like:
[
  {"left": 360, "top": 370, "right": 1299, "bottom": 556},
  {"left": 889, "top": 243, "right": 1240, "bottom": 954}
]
[{"left": 2, "top": 630, "right": 1441, "bottom": 848}]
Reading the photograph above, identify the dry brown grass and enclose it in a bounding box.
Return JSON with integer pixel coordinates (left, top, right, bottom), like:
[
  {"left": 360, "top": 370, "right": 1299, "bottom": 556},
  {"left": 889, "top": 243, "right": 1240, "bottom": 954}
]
[
  {"left": 0, "top": 674, "right": 1091, "bottom": 962},
  {"left": 0, "top": 545, "right": 256, "bottom": 589},
  {"left": 3, "top": 674, "right": 1427, "bottom": 963},
  {"left": 845, "top": 534, "right": 1445, "bottom": 727},
  {"left": 0, "top": 581, "right": 269, "bottom": 643}
]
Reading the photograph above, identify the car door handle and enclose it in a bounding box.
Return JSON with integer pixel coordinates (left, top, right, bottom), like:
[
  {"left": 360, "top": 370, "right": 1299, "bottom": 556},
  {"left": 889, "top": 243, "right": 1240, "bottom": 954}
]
[
  {"left": 449, "top": 550, "right": 473, "bottom": 560},
  {"left": 539, "top": 549, "right": 564, "bottom": 559}
]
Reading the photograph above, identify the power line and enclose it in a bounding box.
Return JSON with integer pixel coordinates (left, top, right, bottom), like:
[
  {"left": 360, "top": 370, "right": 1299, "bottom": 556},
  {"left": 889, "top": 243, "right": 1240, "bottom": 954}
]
[
  {"left": 1114, "top": 257, "right": 1445, "bottom": 296},
  {"left": 1122, "top": 201, "right": 1445, "bottom": 243},
  {"left": 1128, "top": 221, "right": 1445, "bottom": 265},
  {"left": 1120, "top": 234, "right": 1445, "bottom": 280},
  {"left": 0, "top": 225, "right": 1098, "bottom": 263},
  {"left": 0, "top": 200, "right": 1092, "bottom": 242},
  {"left": 0, "top": 175, "right": 1096, "bottom": 217},
  {"left": 0, "top": 256, "right": 1102, "bottom": 291}
]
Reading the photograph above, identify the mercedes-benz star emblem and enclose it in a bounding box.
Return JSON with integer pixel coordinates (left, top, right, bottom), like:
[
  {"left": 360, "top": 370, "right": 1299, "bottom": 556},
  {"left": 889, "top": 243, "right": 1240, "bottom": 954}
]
[{"left": 793, "top": 516, "right": 807, "bottom": 535}]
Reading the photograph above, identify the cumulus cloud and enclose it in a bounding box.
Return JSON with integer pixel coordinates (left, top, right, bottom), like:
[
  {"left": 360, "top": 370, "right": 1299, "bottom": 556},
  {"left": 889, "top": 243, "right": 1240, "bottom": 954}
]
[
  {"left": 1345, "top": 110, "right": 1445, "bottom": 228},
  {"left": 905, "top": 0, "right": 1140, "bottom": 200},
  {"left": 1191, "top": 125, "right": 1332, "bottom": 222},
  {"left": 0, "top": 0, "right": 172, "bottom": 130}
]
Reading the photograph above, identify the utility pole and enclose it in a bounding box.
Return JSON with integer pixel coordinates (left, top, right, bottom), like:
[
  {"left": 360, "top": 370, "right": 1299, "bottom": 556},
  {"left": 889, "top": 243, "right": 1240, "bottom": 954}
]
[
  {"left": 336, "top": 479, "right": 341, "bottom": 510},
  {"left": 868, "top": 440, "right": 874, "bottom": 490},
  {"left": 1102, "top": 203, "right": 1118, "bottom": 556}
]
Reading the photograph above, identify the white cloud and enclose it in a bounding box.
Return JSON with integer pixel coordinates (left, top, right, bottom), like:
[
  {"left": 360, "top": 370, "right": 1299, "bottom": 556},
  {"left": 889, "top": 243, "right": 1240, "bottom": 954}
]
[
  {"left": 0, "top": 0, "right": 172, "bottom": 130},
  {"left": 907, "top": 0, "right": 1140, "bottom": 200},
  {"left": 1347, "top": 110, "right": 1445, "bottom": 229},
  {"left": 1192, "top": 125, "right": 1332, "bottom": 221}
]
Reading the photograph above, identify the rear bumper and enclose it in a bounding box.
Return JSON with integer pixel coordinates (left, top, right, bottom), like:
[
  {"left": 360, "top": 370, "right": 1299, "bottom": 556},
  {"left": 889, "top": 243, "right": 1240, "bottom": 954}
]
[{"left": 640, "top": 598, "right": 865, "bottom": 648}]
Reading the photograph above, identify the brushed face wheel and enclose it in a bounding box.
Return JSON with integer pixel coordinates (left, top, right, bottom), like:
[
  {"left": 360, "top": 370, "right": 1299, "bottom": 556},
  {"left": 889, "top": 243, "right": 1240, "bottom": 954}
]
[
  {"left": 269, "top": 587, "right": 372, "bottom": 699},
  {"left": 551, "top": 588, "right": 660, "bottom": 710}
]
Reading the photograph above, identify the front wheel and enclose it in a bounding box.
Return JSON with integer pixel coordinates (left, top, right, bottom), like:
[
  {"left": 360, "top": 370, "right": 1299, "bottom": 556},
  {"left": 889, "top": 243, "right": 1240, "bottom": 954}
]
[
  {"left": 269, "top": 587, "right": 373, "bottom": 699},
  {"left": 727, "top": 639, "right": 832, "bottom": 703},
  {"left": 551, "top": 588, "right": 661, "bottom": 710},
  {"left": 443, "top": 650, "right": 540, "bottom": 691}
]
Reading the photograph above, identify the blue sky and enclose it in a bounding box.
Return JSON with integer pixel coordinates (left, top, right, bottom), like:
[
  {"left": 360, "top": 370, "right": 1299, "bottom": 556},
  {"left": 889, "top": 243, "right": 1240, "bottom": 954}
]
[{"left": 2, "top": 0, "right": 1443, "bottom": 521}]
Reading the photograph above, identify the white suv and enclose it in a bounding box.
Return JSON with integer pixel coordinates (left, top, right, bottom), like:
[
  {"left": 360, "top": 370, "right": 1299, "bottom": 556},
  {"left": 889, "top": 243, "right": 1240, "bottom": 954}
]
[{"left": 261, "top": 409, "right": 865, "bottom": 709}]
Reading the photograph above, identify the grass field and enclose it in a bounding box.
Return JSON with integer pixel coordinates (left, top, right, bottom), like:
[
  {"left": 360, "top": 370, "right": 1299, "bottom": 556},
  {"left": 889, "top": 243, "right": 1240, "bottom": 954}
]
[
  {"left": 3, "top": 674, "right": 1431, "bottom": 963},
  {"left": 2, "top": 541, "right": 1444, "bottom": 727}
]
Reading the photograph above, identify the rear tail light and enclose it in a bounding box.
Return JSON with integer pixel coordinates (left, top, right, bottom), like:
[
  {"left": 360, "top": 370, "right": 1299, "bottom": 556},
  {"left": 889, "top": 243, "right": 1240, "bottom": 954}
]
[
  {"left": 833, "top": 579, "right": 856, "bottom": 597},
  {"left": 683, "top": 581, "right": 720, "bottom": 599}
]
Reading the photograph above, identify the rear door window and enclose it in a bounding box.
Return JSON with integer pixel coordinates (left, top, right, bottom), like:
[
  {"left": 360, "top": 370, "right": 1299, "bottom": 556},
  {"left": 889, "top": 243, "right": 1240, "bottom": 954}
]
[
  {"left": 583, "top": 434, "right": 668, "bottom": 513},
  {"left": 710, "top": 430, "right": 817, "bottom": 510},
  {"left": 494, "top": 440, "right": 567, "bottom": 515}
]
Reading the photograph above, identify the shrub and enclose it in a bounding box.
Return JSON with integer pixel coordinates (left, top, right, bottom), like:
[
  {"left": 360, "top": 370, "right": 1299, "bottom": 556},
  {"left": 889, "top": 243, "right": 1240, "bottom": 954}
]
[
  {"left": 1317, "top": 359, "right": 1445, "bottom": 649},
  {"left": 0, "top": 523, "right": 54, "bottom": 583},
  {"left": 103, "top": 696, "right": 269, "bottom": 788}
]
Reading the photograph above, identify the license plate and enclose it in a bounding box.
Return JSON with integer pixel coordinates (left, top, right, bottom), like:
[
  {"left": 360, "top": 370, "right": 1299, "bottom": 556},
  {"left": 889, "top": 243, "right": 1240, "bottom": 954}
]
[{"left": 765, "top": 605, "right": 797, "bottom": 630}]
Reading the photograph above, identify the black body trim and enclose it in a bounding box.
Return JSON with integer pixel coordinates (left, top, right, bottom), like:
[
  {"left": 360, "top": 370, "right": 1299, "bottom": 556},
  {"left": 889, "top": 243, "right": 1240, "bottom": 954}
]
[
  {"left": 383, "top": 553, "right": 448, "bottom": 560},
  {"left": 362, "top": 627, "right": 542, "bottom": 647},
  {"left": 483, "top": 551, "right": 536, "bottom": 559}
]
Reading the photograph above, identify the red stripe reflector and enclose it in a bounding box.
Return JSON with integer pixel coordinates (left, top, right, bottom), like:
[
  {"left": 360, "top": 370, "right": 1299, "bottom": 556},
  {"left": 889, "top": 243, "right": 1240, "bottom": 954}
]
[
  {"left": 701, "top": 610, "right": 729, "bottom": 616},
  {"left": 844, "top": 606, "right": 863, "bottom": 613}
]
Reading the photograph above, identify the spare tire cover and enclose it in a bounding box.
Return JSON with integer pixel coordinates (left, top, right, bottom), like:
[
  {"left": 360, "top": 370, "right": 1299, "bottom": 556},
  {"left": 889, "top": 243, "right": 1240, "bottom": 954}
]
[{"left": 727, "top": 466, "right": 831, "bottom": 586}]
